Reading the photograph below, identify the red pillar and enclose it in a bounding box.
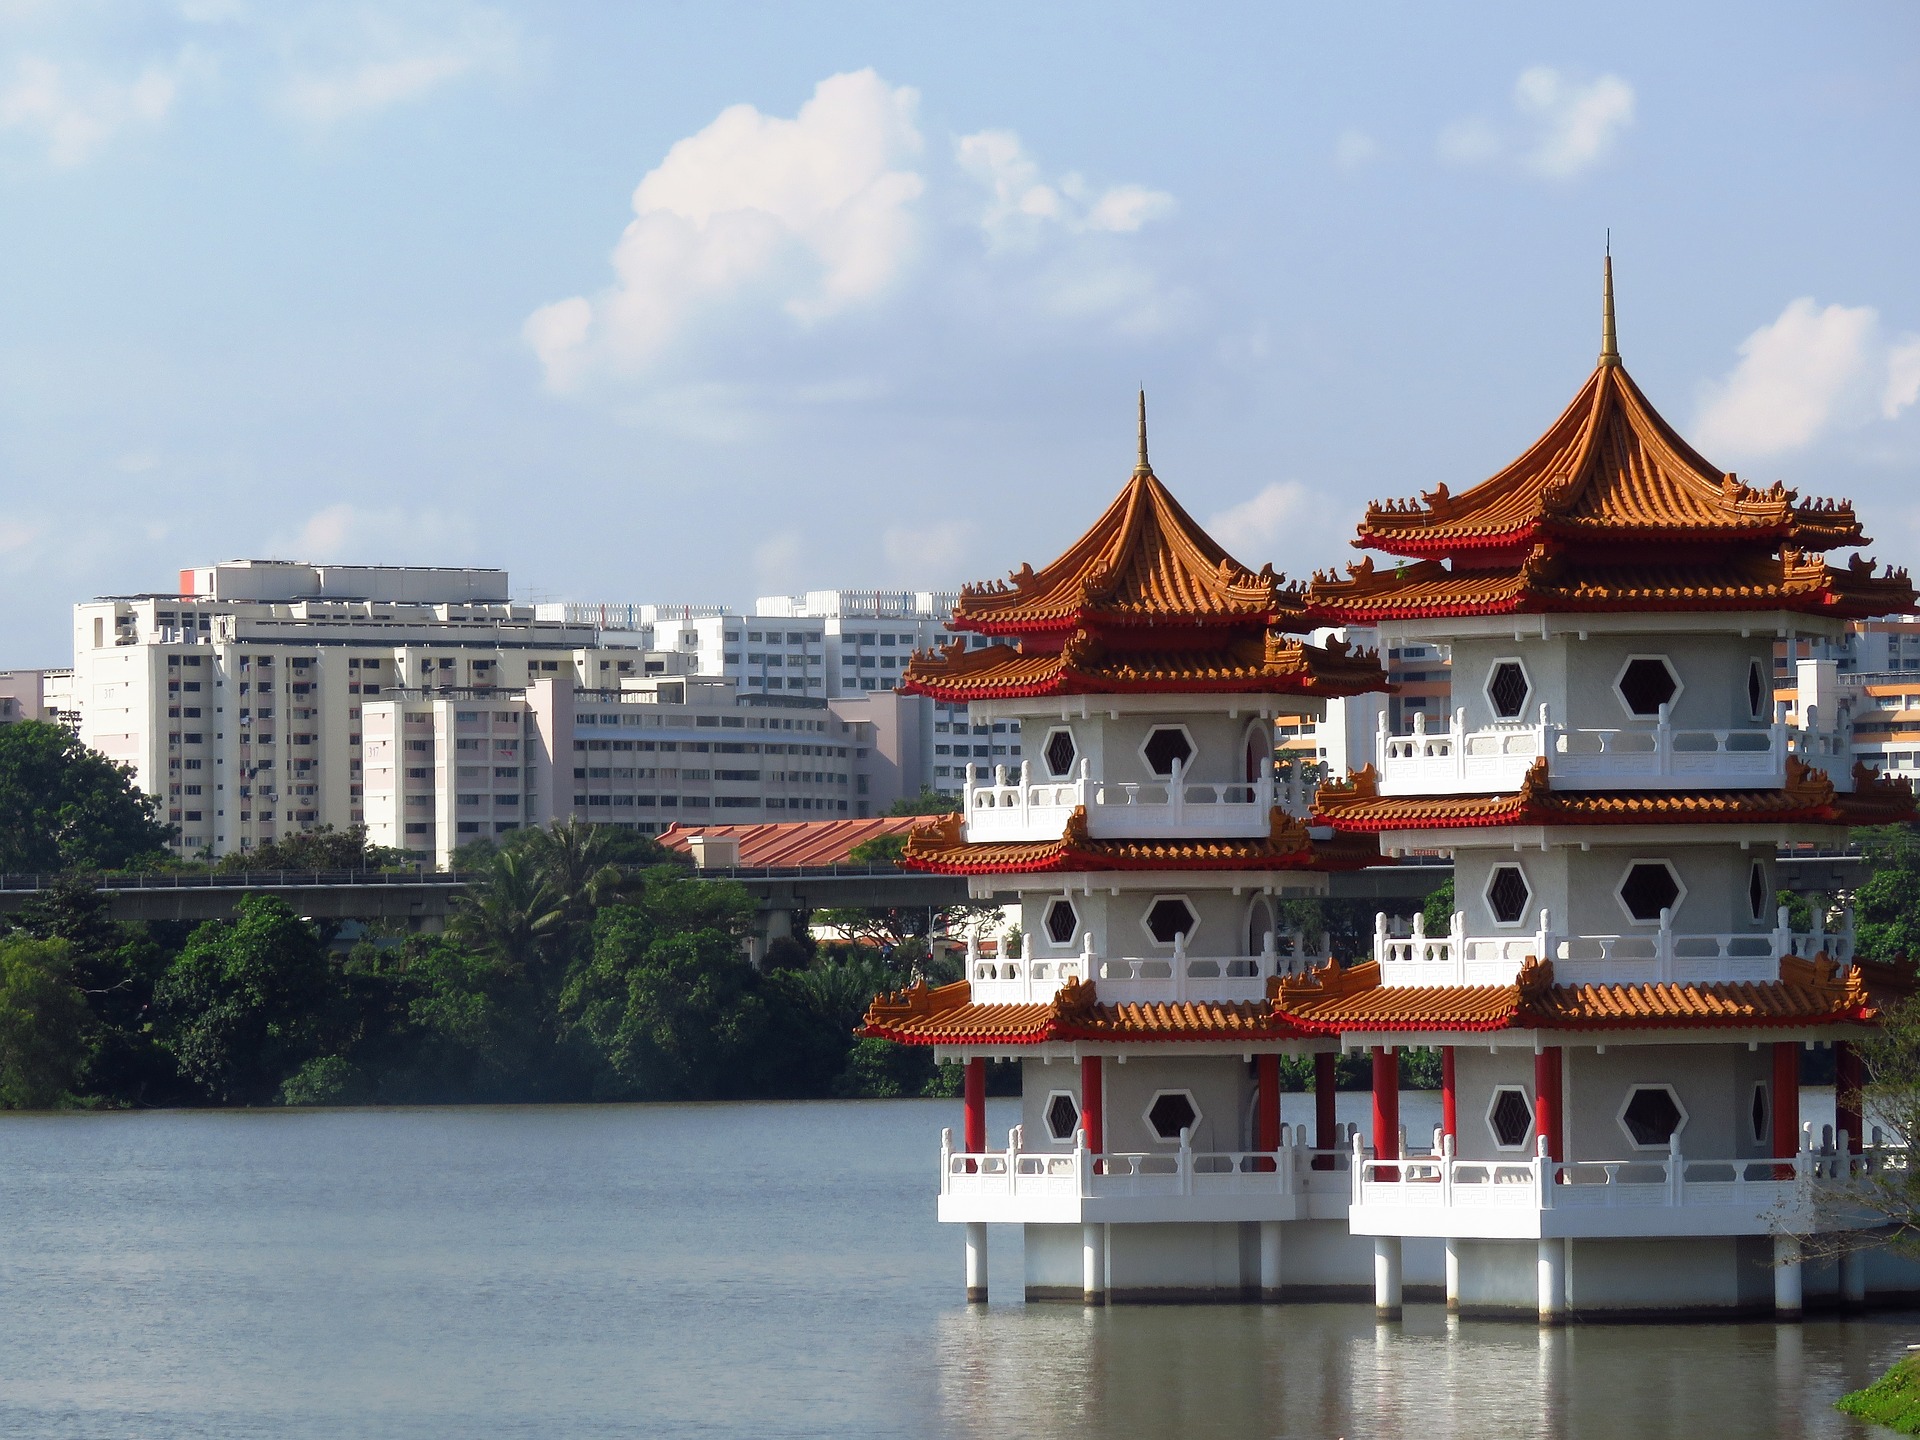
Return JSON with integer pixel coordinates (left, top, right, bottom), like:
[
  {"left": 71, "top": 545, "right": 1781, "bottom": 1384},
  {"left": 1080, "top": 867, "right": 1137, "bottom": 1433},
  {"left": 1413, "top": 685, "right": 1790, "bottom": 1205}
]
[
  {"left": 1440, "top": 1046, "right": 1458, "bottom": 1150},
  {"left": 963, "top": 1057, "right": 986, "bottom": 1155},
  {"left": 1255, "top": 1053, "right": 1281, "bottom": 1169},
  {"left": 1372, "top": 1045, "right": 1400, "bottom": 1180},
  {"left": 1773, "top": 1041, "right": 1801, "bottom": 1179},
  {"left": 1836, "top": 1041, "right": 1864, "bottom": 1154},
  {"left": 1534, "top": 1047, "right": 1564, "bottom": 1164},
  {"left": 1080, "top": 1055, "right": 1104, "bottom": 1156},
  {"left": 1313, "top": 1051, "right": 1338, "bottom": 1170}
]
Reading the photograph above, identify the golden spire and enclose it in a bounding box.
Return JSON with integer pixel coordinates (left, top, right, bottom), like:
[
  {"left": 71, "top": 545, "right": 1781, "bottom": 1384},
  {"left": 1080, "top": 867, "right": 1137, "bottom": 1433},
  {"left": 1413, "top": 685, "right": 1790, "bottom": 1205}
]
[
  {"left": 1600, "top": 245, "right": 1620, "bottom": 367},
  {"left": 1135, "top": 389, "right": 1152, "bottom": 476}
]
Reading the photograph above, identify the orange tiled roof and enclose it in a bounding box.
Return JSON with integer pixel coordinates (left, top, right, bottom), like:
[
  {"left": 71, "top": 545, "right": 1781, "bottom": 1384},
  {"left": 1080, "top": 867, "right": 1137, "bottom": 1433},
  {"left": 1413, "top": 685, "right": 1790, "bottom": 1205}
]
[
  {"left": 859, "top": 976, "right": 1310, "bottom": 1045},
  {"left": 656, "top": 815, "right": 935, "bottom": 867},
  {"left": 1306, "top": 547, "right": 1915, "bottom": 623},
  {"left": 1352, "top": 359, "right": 1867, "bottom": 559},
  {"left": 898, "top": 807, "right": 1382, "bottom": 874},
  {"left": 898, "top": 629, "right": 1385, "bottom": 701},
  {"left": 949, "top": 463, "right": 1300, "bottom": 636},
  {"left": 1312, "top": 758, "right": 1917, "bottom": 832},
  {"left": 1272, "top": 955, "right": 1890, "bottom": 1035}
]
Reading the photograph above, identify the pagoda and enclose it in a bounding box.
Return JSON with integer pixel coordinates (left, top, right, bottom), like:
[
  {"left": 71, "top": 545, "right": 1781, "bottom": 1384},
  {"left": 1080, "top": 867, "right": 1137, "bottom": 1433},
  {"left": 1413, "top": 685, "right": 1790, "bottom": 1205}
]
[
  {"left": 861, "top": 402, "right": 1393, "bottom": 1304},
  {"left": 1292, "top": 258, "right": 1920, "bottom": 1321}
]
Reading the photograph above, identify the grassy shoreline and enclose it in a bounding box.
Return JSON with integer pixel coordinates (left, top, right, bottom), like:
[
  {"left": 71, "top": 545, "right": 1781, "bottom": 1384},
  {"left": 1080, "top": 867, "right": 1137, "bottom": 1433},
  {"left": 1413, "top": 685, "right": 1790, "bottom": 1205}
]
[{"left": 1839, "top": 1354, "right": 1920, "bottom": 1433}]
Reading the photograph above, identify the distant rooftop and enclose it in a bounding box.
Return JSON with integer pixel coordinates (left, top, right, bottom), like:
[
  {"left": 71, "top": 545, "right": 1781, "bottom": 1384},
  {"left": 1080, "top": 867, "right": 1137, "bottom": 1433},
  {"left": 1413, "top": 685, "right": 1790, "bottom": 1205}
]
[{"left": 177, "top": 561, "right": 511, "bottom": 605}]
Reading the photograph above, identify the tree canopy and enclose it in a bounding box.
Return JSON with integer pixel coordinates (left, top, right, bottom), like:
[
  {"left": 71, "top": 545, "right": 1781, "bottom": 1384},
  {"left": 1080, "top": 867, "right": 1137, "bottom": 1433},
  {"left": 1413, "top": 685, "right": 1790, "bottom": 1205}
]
[{"left": 0, "top": 721, "right": 172, "bottom": 872}]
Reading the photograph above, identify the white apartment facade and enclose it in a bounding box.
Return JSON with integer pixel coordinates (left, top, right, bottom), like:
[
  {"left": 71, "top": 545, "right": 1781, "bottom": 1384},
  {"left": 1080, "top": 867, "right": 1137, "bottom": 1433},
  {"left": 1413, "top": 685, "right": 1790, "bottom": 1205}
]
[
  {"left": 70, "top": 562, "right": 647, "bottom": 860},
  {"left": 362, "top": 675, "right": 861, "bottom": 867}
]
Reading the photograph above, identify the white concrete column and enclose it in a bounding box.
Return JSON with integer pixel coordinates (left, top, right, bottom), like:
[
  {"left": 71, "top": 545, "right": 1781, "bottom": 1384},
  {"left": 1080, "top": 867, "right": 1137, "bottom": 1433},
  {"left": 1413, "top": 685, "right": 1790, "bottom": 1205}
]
[
  {"left": 1842, "top": 1242, "right": 1868, "bottom": 1310},
  {"left": 1772, "top": 1235, "right": 1803, "bottom": 1321},
  {"left": 1373, "top": 1236, "right": 1403, "bottom": 1321},
  {"left": 1082, "top": 1222, "right": 1106, "bottom": 1306},
  {"left": 1444, "top": 1237, "right": 1461, "bottom": 1313},
  {"left": 964, "top": 1222, "right": 987, "bottom": 1304},
  {"left": 1537, "top": 1238, "right": 1568, "bottom": 1325},
  {"left": 1260, "top": 1221, "right": 1284, "bottom": 1301}
]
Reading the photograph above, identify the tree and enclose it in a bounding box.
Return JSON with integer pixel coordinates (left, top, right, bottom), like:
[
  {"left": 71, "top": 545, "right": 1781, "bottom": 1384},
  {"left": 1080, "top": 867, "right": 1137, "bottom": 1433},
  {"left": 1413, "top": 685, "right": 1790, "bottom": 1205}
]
[
  {"left": 848, "top": 833, "right": 907, "bottom": 865},
  {"left": 0, "top": 721, "right": 172, "bottom": 872},
  {"left": 1851, "top": 826, "right": 1920, "bottom": 965},
  {"left": 213, "top": 824, "right": 409, "bottom": 874},
  {"left": 154, "top": 895, "right": 331, "bottom": 1105},
  {"left": 446, "top": 850, "right": 565, "bottom": 981},
  {"left": 0, "top": 936, "right": 93, "bottom": 1108},
  {"left": 887, "top": 788, "right": 961, "bottom": 816}
]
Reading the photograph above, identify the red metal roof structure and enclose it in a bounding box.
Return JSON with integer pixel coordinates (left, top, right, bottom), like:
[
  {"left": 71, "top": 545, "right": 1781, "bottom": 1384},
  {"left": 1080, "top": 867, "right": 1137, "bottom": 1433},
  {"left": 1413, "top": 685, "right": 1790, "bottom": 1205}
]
[{"left": 657, "top": 815, "right": 934, "bottom": 868}]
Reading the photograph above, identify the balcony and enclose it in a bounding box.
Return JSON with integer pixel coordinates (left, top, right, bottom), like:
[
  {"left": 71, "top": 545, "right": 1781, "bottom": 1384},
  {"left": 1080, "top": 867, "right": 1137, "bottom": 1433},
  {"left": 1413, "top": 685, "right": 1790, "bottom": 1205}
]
[
  {"left": 1347, "top": 1133, "right": 1881, "bottom": 1240},
  {"left": 1372, "top": 906, "right": 1853, "bottom": 988},
  {"left": 963, "top": 757, "right": 1311, "bottom": 844},
  {"left": 1375, "top": 706, "right": 1853, "bottom": 797},
  {"left": 937, "top": 1123, "right": 1353, "bottom": 1226},
  {"left": 965, "top": 929, "right": 1329, "bottom": 1005}
]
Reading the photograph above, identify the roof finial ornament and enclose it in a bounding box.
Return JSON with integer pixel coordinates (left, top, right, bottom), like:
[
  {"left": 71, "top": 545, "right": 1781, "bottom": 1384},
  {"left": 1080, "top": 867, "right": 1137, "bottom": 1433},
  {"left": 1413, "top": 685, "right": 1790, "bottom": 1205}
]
[
  {"left": 1134, "top": 389, "right": 1152, "bottom": 477},
  {"left": 1600, "top": 235, "right": 1620, "bottom": 367}
]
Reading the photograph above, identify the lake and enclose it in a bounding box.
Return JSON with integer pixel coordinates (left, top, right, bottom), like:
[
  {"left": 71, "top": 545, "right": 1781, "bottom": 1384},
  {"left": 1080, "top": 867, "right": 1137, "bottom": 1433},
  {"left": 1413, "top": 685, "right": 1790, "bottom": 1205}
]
[{"left": 0, "top": 1095, "right": 1905, "bottom": 1438}]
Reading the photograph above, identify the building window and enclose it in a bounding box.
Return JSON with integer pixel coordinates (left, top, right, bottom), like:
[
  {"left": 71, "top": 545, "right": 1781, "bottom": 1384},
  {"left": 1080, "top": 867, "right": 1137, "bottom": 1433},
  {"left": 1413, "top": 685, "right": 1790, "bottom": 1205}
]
[
  {"left": 1142, "top": 895, "right": 1197, "bottom": 947},
  {"left": 1618, "top": 861, "right": 1684, "bottom": 924},
  {"left": 1615, "top": 655, "right": 1681, "bottom": 717},
  {"left": 1144, "top": 1090, "right": 1200, "bottom": 1143},
  {"left": 1044, "top": 897, "right": 1078, "bottom": 945},
  {"left": 1487, "top": 1086, "right": 1533, "bottom": 1150},
  {"left": 1045, "top": 1091, "right": 1081, "bottom": 1143},
  {"left": 1751, "top": 1083, "right": 1769, "bottom": 1146},
  {"left": 1043, "top": 727, "right": 1077, "bottom": 778},
  {"left": 1486, "top": 658, "right": 1530, "bottom": 719},
  {"left": 1618, "top": 1085, "right": 1687, "bottom": 1150},
  {"left": 1485, "top": 864, "right": 1530, "bottom": 926},
  {"left": 1747, "top": 659, "right": 1768, "bottom": 721},
  {"left": 1748, "top": 862, "right": 1768, "bottom": 923},
  {"left": 1140, "top": 725, "right": 1196, "bottom": 778}
]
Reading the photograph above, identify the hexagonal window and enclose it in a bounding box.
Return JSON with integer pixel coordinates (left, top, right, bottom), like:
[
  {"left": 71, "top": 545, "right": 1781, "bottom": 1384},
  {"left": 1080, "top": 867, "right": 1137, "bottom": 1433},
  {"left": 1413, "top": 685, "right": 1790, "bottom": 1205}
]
[
  {"left": 1747, "top": 660, "right": 1767, "bottom": 721},
  {"left": 1043, "top": 727, "right": 1077, "bottom": 778},
  {"left": 1619, "top": 1085, "right": 1687, "bottom": 1149},
  {"left": 1044, "top": 897, "right": 1079, "bottom": 946},
  {"left": 1619, "top": 861, "right": 1683, "bottom": 923},
  {"left": 1616, "top": 656, "right": 1680, "bottom": 717},
  {"left": 1045, "top": 1090, "right": 1081, "bottom": 1142},
  {"left": 1748, "top": 862, "right": 1767, "bottom": 922},
  {"left": 1486, "top": 864, "right": 1531, "bottom": 926},
  {"left": 1488, "top": 1086, "right": 1533, "bottom": 1149},
  {"left": 1487, "top": 660, "right": 1530, "bottom": 719},
  {"left": 1145, "top": 1089, "right": 1201, "bottom": 1142},
  {"left": 1143, "top": 895, "right": 1197, "bottom": 946},
  {"left": 1141, "top": 725, "right": 1195, "bottom": 778}
]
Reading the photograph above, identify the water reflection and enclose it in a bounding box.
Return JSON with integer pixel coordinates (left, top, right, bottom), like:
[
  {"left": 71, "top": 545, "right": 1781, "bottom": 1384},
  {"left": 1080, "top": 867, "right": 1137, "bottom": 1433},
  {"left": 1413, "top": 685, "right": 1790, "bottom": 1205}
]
[{"left": 934, "top": 1301, "right": 1913, "bottom": 1439}]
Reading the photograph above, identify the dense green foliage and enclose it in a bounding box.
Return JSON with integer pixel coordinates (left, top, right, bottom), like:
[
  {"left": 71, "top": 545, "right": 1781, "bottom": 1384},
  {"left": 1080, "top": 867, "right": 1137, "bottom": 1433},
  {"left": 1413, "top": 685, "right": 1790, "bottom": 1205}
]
[
  {"left": 211, "top": 825, "right": 410, "bottom": 874},
  {"left": 0, "top": 721, "right": 173, "bottom": 872},
  {"left": 1852, "top": 826, "right": 1920, "bottom": 965},
  {"left": 1837, "top": 1354, "right": 1920, "bottom": 1433},
  {"left": 886, "top": 788, "right": 961, "bottom": 816}
]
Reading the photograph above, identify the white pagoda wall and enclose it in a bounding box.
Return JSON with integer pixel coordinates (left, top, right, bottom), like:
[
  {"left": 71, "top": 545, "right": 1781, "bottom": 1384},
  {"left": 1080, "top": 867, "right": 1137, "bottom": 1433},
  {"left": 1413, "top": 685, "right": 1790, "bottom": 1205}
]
[
  {"left": 1012, "top": 712, "right": 1275, "bottom": 788},
  {"left": 1017, "top": 887, "right": 1281, "bottom": 967},
  {"left": 1450, "top": 845, "right": 1776, "bottom": 941},
  {"left": 1447, "top": 632, "right": 1776, "bottom": 732},
  {"left": 1564, "top": 1043, "right": 1776, "bottom": 1161}
]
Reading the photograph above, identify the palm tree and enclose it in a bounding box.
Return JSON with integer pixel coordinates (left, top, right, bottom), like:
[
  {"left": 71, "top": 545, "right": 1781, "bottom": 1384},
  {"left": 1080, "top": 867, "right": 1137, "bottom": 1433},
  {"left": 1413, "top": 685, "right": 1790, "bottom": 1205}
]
[
  {"left": 448, "top": 849, "right": 564, "bottom": 979},
  {"left": 519, "top": 818, "right": 630, "bottom": 926}
]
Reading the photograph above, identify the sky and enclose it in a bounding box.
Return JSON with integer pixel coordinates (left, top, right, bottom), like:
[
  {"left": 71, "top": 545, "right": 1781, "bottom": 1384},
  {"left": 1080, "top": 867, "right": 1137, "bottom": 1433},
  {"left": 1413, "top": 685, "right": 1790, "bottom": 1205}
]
[{"left": 0, "top": 2, "right": 1916, "bottom": 664}]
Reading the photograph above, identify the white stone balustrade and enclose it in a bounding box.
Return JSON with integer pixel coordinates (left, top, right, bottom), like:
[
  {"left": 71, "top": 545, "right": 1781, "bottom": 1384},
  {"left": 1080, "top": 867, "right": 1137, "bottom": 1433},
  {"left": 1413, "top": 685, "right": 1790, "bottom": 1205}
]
[
  {"left": 1371, "top": 904, "right": 1854, "bottom": 988},
  {"left": 1374, "top": 705, "right": 1854, "bottom": 797},
  {"left": 966, "top": 929, "right": 1328, "bottom": 1005},
  {"left": 1347, "top": 1132, "right": 1881, "bottom": 1240},
  {"left": 937, "top": 1122, "right": 1354, "bottom": 1225},
  {"left": 963, "top": 755, "right": 1293, "bottom": 844}
]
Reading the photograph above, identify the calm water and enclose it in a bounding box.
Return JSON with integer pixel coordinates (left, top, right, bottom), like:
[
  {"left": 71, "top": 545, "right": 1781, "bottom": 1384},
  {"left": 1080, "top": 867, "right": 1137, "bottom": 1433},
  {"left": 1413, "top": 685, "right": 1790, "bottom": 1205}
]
[{"left": 0, "top": 1097, "right": 1905, "bottom": 1439}]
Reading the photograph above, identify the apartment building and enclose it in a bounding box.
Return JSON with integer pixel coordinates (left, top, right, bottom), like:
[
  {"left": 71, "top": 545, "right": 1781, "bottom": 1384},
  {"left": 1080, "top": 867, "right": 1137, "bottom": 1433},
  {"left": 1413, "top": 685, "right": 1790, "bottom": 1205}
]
[
  {"left": 69, "top": 561, "right": 647, "bottom": 859},
  {"left": 363, "top": 675, "right": 861, "bottom": 867}
]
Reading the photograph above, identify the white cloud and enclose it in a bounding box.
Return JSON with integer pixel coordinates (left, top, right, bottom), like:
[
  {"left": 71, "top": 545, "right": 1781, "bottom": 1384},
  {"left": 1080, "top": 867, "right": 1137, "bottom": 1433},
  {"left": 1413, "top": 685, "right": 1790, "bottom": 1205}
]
[
  {"left": 751, "top": 533, "right": 807, "bottom": 595},
  {"left": 1207, "top": 481, "right": 1312, "bottom": 560},
  {"left": 0, "top": 52, "right": 186, "bottom": 166},
  {"left": 1439, "top": 67, "right": 1634, "bottom": 180},
  {"left": 1332, "top": 129, "right": 1381, "bottom": 170},
  {"left": 275, "top": 8, "right": 520, "bottom": 125},
  {"left": 881, "top": 519, "right": 976, "bottom": 579},
  {"left": 528, "top": 70, "right": 1182, "bottom": 398},
  {"left": 272, "top": 502, "right": 474, "bottom": 562},
  {"left": 956, "top": 129, "right": 1174, "bottom": 249},
  {"left": 528, "top": 69, "right": 926, "bottom": 390},
  {"left": 1693, "top": 297, "right": 1920, "bottom": 459}
]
